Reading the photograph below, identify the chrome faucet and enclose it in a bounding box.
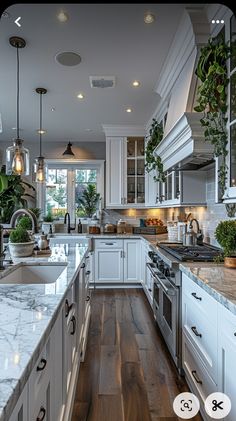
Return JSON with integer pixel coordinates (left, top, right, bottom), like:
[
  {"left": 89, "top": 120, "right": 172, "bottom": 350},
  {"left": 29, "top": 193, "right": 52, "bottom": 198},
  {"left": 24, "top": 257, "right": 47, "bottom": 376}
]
[
  {"left": 10, "top": 209, "right": 38, "bottom": 234},
  {"left": 64, "top": 212, "right": 76, "bottom": 234},
  {"left": 189, "top": 218, "right": 203, "bottom": 245}
]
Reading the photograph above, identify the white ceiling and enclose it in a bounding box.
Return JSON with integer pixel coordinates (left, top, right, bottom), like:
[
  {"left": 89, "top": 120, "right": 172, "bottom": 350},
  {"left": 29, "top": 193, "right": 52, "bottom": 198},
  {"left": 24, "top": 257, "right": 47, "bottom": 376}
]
[{"left": 0, "top": 3, "right": 202, "bottom": 143}]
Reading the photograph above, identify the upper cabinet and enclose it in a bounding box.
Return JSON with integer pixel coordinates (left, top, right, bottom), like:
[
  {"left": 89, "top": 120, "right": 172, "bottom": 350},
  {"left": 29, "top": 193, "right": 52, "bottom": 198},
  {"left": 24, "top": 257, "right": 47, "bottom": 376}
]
[{"left": 103, "top": 125, "right": 146, "bottom": 208}]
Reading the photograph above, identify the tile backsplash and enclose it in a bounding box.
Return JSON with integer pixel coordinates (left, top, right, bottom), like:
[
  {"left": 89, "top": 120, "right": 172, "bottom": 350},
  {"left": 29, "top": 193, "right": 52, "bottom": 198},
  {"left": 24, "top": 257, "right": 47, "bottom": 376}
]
[{"left": 103, "top": 168, "right": 232, "bottom": 247}]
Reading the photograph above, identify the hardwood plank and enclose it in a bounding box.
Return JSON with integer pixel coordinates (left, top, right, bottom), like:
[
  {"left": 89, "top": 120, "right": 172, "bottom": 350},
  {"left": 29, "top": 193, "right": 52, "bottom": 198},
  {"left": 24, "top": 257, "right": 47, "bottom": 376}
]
[
  {"left": 135, "top": 333, "right": 157, "bottom": 351},
  {"left": 96, "top": 395, "right": 124, "bottom": 421},
  {"left": 119, "top": 321, "right": 140, "bottom": 363},
  {"left": 98, "top": 345, "right": 121, "bottom": 394},
  {"left": 121, "top": 362, "right": 152, "bottom": 421},
  {"left": 101, "top": 295, "right": 117, "bottom": 345}
]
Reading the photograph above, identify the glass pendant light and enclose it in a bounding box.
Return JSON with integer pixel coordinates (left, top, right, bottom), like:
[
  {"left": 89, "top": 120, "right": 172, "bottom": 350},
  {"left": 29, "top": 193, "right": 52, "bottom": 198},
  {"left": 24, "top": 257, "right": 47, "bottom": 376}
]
[
  {"left": 62, "top": 141, "right": 75, "bottom": 157},
  {"left": 6, "top": 37, "right": 29, "bottom": 175},
  {"left": 34, "top": 88, "right": 47, "bottom": 183}
]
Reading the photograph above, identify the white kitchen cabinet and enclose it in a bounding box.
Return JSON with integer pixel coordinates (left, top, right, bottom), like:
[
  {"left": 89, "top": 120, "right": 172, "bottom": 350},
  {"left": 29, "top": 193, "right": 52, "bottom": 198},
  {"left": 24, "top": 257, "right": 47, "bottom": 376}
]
[
  {"left": 105, "top": 135, "right": 145, "bottom": 208},
  {"left": 8, "top": 382, "right": 28, "bottom": 421},
  {"left": 94, "top": 238, "right": 141, "bottom": 283},
  {"left": 123, "top": 239, "right": 141, "bottom": 282},
  {"left": 51, "top": 308, "right": 64, "bottom": 421},
  {"left": 145, "top": 169, "right": 158, "bottom": 207},
  {"left": 218, "top": 304, "right": 236, "bottom": 421}
]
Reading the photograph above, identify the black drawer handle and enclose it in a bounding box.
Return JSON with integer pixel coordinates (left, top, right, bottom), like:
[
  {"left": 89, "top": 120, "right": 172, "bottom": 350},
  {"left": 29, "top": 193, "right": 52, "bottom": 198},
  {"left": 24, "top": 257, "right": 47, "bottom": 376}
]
[
  {"left": 36, "top": 358, "right": 47, "bottom": 372},
  {"left": 36, "top": 407, "right": 46, "bottom": 421},
  {"left": 86, "top": 295, "right": 90, "bottom": 302},
  {"left": 234, "top": 332, "right": 236, "bottom": 336},
  {"left": 85, "top": 255, "right": 90, "bottom": 259},
  {"left": 105, "top": 242, "right": 114, "bottom": 245},
  {"left": 70, "top": 315, "right": 76, "bottom": 335},
  {"left": 65, "top": 299, "right": 73, "bottom": 318},
  {"left": 191, "top": 326, "right": 202, "bottom": 338},
  {"left": 81, "top": 263, "right": 86, "bottom": 268},
  {"left": 191, "top": 292, "right": 202, "bottom": 301},
  {"left": 192, "top": 370, "right": 202, "bottom": 384},
  {"left": 148, "top": 288, "right": 152, "bottom": 292},
  {"left": 86, "top": 270, "right": 91, "bottom": 275}
]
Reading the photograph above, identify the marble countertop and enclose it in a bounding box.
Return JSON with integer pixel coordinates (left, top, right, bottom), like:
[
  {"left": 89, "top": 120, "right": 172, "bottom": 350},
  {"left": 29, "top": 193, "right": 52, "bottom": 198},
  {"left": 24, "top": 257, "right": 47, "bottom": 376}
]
[
  {"left": 180, "top": 264, "right": 236, "bottom": 316},
  {"left": 0, "top": 242, "right": 88, "bottom": 421}
]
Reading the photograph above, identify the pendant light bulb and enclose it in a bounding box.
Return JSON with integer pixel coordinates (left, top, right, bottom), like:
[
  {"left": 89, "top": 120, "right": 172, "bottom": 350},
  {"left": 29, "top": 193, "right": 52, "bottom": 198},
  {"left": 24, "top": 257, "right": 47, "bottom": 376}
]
[
  {"left": 6, "top": 37, "right": 29, "bottom": 176},
  {"left": 34, "top": 88, "right": 47, "bottom": 183}
]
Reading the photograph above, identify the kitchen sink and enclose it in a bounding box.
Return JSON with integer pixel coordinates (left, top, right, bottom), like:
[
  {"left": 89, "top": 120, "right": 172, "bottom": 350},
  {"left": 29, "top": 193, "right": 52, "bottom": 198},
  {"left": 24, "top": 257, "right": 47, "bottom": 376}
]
[
  {"left": 49, "top": 234, "right": 88, "bottom": 245},
  {"left": 0, "top": 263, "right": 67, "bottom": 284}
]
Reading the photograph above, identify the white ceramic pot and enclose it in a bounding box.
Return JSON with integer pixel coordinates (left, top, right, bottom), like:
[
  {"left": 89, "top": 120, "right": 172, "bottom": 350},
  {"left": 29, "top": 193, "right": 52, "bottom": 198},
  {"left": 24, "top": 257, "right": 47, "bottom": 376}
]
[
  {"left": 41, "top": 222, "right": 55, "bottom": 234},
  {"left": 9, "top": 241, "right": 35, "bottom": 257}
]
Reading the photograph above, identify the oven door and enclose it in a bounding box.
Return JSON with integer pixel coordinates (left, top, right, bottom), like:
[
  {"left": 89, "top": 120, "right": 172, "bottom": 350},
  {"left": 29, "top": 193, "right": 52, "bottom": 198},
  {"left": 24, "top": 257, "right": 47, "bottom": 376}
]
[{"left": 153, "top": 278, "right": 162, "bottom": 326}]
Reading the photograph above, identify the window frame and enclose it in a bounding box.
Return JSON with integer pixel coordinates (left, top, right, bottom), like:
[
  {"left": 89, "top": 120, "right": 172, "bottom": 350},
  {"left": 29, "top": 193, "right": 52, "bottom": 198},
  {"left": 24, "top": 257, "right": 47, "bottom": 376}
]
[{"left": 37, "top": 159, "right": 105, "bottom": 220}]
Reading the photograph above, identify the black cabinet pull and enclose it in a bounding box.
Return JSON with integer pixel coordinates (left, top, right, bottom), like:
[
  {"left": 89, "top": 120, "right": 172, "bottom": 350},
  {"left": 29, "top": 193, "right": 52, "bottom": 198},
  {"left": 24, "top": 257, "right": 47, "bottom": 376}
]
[
  {"left": 86, "top": 270, "right": 91, "bottom": 275},
  {"left": 85, "top": 255, "right": 90, "bottom": 259},
  {"left": 81, "top": 263, "right": 86, "bottom": 268},
  {"left": 36, "top": 407, "right": 46, "bottom": 421},
  {"left": 70, "top": 315, "right": 76, "bottom": 335},
  {"left": 191, "top": 292, "right": 202, "bottom": 301},
  {"left": 191, "top": 326, "right": 202, "bottom": 338},
  {"left": 192, "top": 370, "right": 202, "bottom": 384},
  {"left": 86, "top": 295, "right": 90, "bottom": 302},
  {"left": 65, "top": 299, "right": 72, "bottom": 318},
  {"left": 234, "top": 332, "right": 236, "bottom": 336},
  {"left": 36, "top": 358, "right": 47, "bottom": 372},
  {"left": 148, "top": 288, "right": 152, "bottom": 292}
]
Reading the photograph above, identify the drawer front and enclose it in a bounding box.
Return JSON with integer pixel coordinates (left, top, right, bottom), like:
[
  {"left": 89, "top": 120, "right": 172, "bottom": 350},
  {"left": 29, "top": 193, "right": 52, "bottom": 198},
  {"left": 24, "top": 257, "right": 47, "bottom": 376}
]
[
  {"left": 182, "top": 291, "right": 218, "bottom": 381},
  {"left": 182, "top": 334, "right": 217, "bottom": 420},
  {"left": 94, "top": 239, "right": 123, "bottom": 249},
  {"left": 218, "top": 303, "right": 236, "bottom": 344},
  {"left": 29, "top": 338, "right": 51, "bottom": 418},
  {"left": 182, "top": 273, "right": 217, "bottom": 326}
]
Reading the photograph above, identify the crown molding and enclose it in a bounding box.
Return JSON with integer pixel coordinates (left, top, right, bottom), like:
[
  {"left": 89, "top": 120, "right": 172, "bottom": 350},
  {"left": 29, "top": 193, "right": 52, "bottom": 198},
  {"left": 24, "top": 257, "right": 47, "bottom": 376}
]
[{"left": 102, "top": 124, "right": 145, "bottom": 137}]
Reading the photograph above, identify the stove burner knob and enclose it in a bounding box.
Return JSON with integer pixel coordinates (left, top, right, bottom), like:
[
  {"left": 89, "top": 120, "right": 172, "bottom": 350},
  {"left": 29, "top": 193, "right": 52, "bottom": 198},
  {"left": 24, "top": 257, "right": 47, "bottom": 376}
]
[{"left": 158, "top": 260, "right": 165, "bottom": 272}]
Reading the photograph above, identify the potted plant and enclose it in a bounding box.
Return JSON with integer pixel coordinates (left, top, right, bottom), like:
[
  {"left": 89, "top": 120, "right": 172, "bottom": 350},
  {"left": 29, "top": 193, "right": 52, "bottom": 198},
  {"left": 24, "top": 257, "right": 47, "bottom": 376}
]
[
  {"left": 17, "top": 208, "right": 41, "bottom": 232},
  {"left": 42, "top": 212, "right": 55, "bottom": 234},
  {"left": 9, "top": 226, "right": 35, "bottom": 258},
  {"left": 215, "top": 220, "right": 236, "bottom": 268}
]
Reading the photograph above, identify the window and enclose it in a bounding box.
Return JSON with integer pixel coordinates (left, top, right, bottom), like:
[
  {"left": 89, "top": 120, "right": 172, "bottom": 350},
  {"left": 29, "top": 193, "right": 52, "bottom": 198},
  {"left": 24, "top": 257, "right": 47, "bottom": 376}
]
[
  {"left": 38, "top": 160, "right": 104, "bottom": 220},
  {"left": 229, "top": 14, "right": 236, "bottom": 188}
]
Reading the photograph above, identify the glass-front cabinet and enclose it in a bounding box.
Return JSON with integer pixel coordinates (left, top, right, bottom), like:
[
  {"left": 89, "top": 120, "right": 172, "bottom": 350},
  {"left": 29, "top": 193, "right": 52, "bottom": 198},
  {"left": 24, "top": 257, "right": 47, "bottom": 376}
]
[{"left": 126, "top": 137, "right": 145, "bottom": 205}]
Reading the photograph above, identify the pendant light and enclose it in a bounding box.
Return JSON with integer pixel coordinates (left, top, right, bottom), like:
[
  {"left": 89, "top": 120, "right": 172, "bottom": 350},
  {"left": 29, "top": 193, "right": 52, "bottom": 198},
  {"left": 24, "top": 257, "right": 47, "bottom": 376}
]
[
  {"left": 62, "top": 141, "right": 75, "bottom": 157},
  {"left": 6, "top": 37, "right": 29, "bottom": 175},
  {"left": 34, "top": 87, "right": 47, "bottom": 183}
]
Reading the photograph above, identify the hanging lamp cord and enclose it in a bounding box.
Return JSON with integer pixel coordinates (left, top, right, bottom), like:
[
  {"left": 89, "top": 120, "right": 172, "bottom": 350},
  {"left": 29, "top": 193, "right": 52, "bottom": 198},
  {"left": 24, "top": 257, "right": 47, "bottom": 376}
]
[
  {"left": 39, "top": 91, "right": 42, "bottom": 156},
  {"left": 16, "top": 45, "right": 20, "bottom": 140}
]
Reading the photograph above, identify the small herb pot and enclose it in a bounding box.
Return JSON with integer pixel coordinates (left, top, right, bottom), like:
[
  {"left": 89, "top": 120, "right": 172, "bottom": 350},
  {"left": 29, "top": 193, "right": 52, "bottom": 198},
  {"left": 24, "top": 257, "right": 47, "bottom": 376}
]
[
  {"left": 9, "top": 241, "right": 35, "bottom": 258},
  {"left": 224, "top": 257, "right": 236, "bottom": 269}
]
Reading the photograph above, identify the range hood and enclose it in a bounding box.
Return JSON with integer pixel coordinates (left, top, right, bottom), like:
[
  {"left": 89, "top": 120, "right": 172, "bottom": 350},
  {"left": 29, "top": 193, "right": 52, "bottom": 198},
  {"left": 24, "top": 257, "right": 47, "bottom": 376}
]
[{"left": 152, "top": 6, "right": 217, "bottom": 172}]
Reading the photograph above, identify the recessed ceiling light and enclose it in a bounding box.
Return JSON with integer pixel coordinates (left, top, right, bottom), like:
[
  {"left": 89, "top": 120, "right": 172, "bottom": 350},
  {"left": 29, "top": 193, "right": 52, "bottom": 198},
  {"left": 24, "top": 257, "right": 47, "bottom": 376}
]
[
  {"left": 126, "top": 108, "right": 132, "bottom": 113},
  {"left": 77, "top": 93, "right": 84, "bottom": 99},
  {"left": 57, "top": 11, "right": 69, "bottom": 22},
  {"left": 144, "top": 12, "right": 155, "bottom": 24},
  {"left": 132, "top": 80, "right": 140, "bottom": 87},
  {"left": 37, "top": 129, "right": 46, "bottom": 134},
  {"left": 51, "top": 107, "right": 55, "bottom": 112},
  {"left": 55, "top": 52, "right": 81, "bottom": 66}
]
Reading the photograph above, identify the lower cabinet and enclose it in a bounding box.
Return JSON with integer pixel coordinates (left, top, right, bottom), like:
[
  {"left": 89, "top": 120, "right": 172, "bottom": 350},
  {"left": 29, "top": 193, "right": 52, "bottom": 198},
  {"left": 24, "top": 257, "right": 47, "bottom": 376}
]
[
  {"left": 182, "top": 272, "right": 236, "bottom": 421},
  {"left": 8, "top": 256, "right": 90, "bottom": 421},
  {"left": 94, "top": 238, "right": 140, "bottom": 283}
]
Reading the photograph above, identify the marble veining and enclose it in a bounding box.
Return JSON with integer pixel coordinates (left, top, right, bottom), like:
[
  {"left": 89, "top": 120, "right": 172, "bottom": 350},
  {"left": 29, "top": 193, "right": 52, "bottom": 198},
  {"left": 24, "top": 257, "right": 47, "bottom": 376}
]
[
  {"left": 180, "top": 264, "right": 236, "bottom": 316},
  {"left": 0, "top": 242, "right": 88, "bottom": 421}
]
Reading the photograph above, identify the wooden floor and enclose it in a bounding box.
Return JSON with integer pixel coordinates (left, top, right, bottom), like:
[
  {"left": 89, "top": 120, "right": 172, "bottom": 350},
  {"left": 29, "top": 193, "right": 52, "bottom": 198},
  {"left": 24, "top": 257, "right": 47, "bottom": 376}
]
[{"left": 71, "top": 289, "right": 202, "bottom": 421}]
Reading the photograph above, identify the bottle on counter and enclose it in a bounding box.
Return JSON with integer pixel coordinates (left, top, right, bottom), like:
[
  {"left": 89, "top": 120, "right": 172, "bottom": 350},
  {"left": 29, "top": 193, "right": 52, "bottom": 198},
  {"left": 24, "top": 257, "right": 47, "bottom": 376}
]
[{"left": 78, "top": 219, "right": 82, "bottom": 233}]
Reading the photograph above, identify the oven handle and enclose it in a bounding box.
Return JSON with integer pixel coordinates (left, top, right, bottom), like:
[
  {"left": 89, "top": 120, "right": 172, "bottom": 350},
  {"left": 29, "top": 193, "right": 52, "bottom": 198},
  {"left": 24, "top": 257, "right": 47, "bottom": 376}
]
[{"left": 146, "top": 263, "right": 176, "bottom": 296}]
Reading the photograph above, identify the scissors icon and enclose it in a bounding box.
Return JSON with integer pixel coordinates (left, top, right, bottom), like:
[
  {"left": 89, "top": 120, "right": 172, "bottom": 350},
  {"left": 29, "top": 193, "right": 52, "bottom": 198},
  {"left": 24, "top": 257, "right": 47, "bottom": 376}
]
[{"left": 212, "top": 400, "right": 224, "bottom": 411}]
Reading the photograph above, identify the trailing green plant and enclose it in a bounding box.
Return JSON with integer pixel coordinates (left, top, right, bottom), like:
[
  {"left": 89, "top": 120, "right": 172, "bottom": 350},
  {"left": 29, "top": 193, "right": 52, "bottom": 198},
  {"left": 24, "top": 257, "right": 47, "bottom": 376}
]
[
  {"left": 0, "top": 165, "right": 36, "bottom": 223},
  {"left": 9, "top": 226, "right": 31, "bottom": 243},
  {"left": 194, "top": 36, "right": 231, "bottom": 196},
  {"left": 76, "top": 184, "right": 100, "bottom": 218},
  {"left": 145, "top": 118, "right": 165, "bottom": 182},
  {"left": 215, "top": 220, "right": 236, "bottom": 257}
]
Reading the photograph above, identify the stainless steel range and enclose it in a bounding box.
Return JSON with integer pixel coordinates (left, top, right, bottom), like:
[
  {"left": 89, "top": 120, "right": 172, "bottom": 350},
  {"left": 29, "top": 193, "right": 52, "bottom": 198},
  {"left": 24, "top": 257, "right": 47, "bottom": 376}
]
[{"left": 146, "top": 243, "right": 221, "bottom": 372}]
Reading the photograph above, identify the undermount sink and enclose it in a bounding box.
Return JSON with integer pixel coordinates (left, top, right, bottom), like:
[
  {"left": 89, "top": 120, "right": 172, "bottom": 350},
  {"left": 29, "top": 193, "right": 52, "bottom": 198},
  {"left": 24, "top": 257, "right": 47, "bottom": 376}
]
[{"left": 0, "top": 263, "right": 67, "bottom": 284}]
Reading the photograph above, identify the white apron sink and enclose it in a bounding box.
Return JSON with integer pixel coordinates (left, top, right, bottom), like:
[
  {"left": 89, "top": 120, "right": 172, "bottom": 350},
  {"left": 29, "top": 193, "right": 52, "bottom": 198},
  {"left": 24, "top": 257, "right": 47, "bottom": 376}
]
[{"left": 0, "top": 263, "right": 67, "bottom": 284}]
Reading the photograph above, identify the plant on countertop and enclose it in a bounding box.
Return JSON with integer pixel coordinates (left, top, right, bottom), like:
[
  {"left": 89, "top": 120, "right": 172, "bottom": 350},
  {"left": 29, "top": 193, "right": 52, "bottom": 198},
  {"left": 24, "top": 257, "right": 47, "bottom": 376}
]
[
  {"left": 76, "top": 184, "right": 100, "bottom": 218},
  {"left": 9, "top": 226, "right": 31, "bottom": 243},
  {"left": 145, "top": 118, "right": 165, "bottom": 182},
  {"left": 215, "top": 220, "right": 236, "bottom": 257},
  {"left": 0, "top": 165, "right": 36, "bottom": 223},
  {"left": 194, "top": 36, "right": 231, "bottom": 197},
  {"left": 17, "top": 208, "right": 42, "bottom": 230},
  {"left": 43, "top": 212, "right": 54, "bottom": 222}
]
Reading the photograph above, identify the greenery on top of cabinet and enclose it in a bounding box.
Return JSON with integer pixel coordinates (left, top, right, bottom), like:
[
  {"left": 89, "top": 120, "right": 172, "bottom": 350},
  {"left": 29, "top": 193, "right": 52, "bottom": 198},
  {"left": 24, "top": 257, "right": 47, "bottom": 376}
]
[
  {"left": 194, "top": 36, "right": 231, "bottom": 196},
  {"left": 145, "top": 118, "right": 166, "bottom": 182}
]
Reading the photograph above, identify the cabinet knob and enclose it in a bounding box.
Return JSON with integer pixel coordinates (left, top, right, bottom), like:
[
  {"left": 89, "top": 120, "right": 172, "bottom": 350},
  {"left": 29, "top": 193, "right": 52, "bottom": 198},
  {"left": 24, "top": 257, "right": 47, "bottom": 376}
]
[
  {"left": 191, "top": 292, "right": 202, "bottom": 301},
  {"left": 191, "top": 370, "right": 202, "bottom": 385},
  {"left": 65, "top": 299, "right": 72, "bottom": 318},
  {"left": 86, "top": 270, "right": 91, "bottom": 275},
  {"left": 86, "top": 295, "right": 90, "bottom": 302},
  {"left": 70, "top": 315, "right": 76, "bottom": 335},
  {"left": 81, "top": 263, "right": 86, "bottom": 268},
  {"left": 36, "top": 407, "right": 46, "bottom": 421},
  {"left": 36, "top": 358, "right": 47, "bottom": 372}
]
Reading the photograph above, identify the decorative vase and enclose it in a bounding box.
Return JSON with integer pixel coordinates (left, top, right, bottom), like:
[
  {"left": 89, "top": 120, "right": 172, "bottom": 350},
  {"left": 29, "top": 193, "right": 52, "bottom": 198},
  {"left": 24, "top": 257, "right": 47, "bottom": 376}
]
[
  {"left": 9, "top": 241, "right": 35, "bottom": 257},
  {"left": 224, "top": 257, "right": 236, "bottom": 269},
  {"left": 41, "top": 222, "right": 55, "bottom": 234}
]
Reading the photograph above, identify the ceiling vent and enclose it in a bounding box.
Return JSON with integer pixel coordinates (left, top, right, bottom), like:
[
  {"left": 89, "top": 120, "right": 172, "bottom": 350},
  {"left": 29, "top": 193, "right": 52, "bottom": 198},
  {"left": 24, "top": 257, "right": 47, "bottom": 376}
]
[{"left": 89, "top": 76, "right": 116, "bottom": 88}]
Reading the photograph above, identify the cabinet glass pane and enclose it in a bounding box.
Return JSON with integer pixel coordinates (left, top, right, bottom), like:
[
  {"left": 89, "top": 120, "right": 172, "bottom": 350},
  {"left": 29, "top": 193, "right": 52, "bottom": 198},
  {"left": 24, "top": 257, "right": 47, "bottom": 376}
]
[
  {"left": 137, "top": 138, "right": 145, "bottom": 156},
  {"left": 175, "top": 172, "right": 180, "bottom": 199},
  {"left": 230, "top": 15, "right": 236, "bottom": 72},
  {"left": 127, "top": 176, "right": 135, "bottom": 203},
  {"left": 137, "top": 177, "right": 145, "bottom": 203},
  {"left": 230, "top": 124, "right": 236, "bottom": 187},
  {"left": 127, "top": 159, "right": 135, "bottom": 175},
  {"left": 230, "top": 72, "right": 236, "bottom": 122},
  {"left": 127, "top": 139, "right": 135, "bottom": 157},
  {"left": 167, "top": 173, "right": 172, "bottom": 200},
  {"left": 137, "top": 159, "right": 144, "bottom": 176}
]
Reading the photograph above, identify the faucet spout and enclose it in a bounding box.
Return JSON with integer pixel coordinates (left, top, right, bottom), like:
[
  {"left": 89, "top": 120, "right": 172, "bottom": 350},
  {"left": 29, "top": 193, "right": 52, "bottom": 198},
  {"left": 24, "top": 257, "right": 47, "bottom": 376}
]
[
  {"left": 10, "top": 209, "right": 38, "bottom": 234},
  {"left": 189, "top": 218, "right": 200, "bottom": 233}
]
